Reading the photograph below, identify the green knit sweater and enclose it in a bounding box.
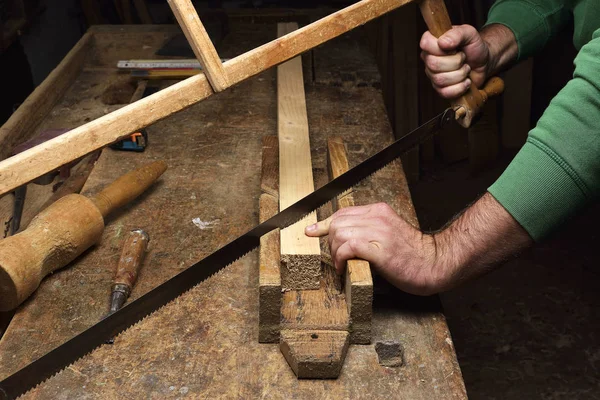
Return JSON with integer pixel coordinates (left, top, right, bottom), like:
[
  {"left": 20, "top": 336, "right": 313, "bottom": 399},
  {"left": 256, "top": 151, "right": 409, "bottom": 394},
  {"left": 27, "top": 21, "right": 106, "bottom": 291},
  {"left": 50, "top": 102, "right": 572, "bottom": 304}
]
[{"left": 485, "top": 0, "right": 600, "bottom": 241}]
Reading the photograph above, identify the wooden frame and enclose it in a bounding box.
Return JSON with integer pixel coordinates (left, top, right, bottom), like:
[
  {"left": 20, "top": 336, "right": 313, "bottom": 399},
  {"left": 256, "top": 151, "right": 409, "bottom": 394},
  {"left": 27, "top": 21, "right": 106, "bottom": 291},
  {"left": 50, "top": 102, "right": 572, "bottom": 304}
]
[{"left": 0, "top": 0, "right": 414, "bottom": 197}]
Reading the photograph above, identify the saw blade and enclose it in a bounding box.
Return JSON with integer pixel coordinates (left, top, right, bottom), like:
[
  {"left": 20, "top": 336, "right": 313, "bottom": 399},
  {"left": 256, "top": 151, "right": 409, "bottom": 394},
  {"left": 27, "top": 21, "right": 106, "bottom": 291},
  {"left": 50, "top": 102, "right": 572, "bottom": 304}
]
[{"left": 0, "top": 108, "right": 455, "bottom": 400}]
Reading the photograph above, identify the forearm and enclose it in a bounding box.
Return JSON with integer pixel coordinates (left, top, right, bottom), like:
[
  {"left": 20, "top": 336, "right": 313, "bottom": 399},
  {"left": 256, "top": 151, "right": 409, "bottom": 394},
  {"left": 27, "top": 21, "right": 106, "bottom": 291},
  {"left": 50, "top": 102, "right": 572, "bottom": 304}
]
[
  {"left": 430, "top": 192, "right": 532, "bottom": 290},
  {"left": 480, "top": 24, "right": 518, "bottom": 78}
]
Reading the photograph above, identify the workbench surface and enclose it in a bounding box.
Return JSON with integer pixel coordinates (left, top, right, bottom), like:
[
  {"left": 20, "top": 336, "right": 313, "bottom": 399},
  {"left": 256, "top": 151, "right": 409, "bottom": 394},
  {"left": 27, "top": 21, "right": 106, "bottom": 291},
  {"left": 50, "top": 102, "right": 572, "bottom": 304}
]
[{"left": 0, "top": 19, "right": 466, "bottom": 399}]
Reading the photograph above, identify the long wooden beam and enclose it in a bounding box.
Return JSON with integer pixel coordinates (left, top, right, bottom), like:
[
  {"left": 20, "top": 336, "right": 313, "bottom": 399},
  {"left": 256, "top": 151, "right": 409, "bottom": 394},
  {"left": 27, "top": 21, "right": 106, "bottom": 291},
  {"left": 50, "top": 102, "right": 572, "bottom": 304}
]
[
  {"left": 0, "top": 0, "right": 413, "bottom": 197},
  {"left": 167, "top": 0, "right": 229, "bottom": 91}
]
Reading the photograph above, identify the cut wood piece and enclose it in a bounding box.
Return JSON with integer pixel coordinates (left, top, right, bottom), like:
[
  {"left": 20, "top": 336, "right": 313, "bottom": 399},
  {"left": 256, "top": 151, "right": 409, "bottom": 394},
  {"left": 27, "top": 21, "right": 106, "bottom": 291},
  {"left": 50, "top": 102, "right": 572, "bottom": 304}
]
[
  {"left": 280, "top": 265, "right": 349, "bottom": 332},
  {"left": 280, "top": 329, "right": 350, "bottom": 379},
  {"left": 167, "top": 0, "right": 229, "bottom": 91},
  {"left": 277, "top": 22, "right": 321, "bottom": 290},
  {"left": 258, "top": 193, "right": 281, "bottom": 343},
  {"left": 327, "top": 137, "right": 373, "bottom": 344},
  {"left": 0, "top": 0, "right": 414, "bottom": 197},
  {"left": 261, "top": 136, "right": 279, "bottom": 198}
]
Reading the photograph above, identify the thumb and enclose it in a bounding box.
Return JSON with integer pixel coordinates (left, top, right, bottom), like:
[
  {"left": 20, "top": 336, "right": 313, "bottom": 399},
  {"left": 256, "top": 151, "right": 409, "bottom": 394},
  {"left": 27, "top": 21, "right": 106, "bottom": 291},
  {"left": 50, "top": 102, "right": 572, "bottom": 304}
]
[{"left": 305, "top": 216, "right": 332, "bottom": 237}]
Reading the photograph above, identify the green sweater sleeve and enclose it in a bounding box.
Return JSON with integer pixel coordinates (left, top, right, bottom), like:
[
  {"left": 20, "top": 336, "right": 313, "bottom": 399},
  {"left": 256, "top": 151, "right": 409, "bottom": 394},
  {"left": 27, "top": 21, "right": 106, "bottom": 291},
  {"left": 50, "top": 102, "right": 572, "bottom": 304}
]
[
  {"left": 486, "top": 0, "right": 571, "bottom": 60},
  {"left": 488, "top": 28, "right": 600, "bottom": 241}
]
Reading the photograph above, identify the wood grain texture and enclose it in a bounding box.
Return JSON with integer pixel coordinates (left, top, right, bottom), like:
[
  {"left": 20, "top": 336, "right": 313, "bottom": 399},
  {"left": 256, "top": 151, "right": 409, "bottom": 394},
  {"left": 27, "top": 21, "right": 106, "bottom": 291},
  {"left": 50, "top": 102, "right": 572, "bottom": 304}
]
[
  {"left": 277, "top": 22, "right": 321, "bottom": 290},
  {"left": 167, "top": 0, "right": 229, "bottom": 91},
  {"left": 0, "top": 0, "right": 413, "bottom": 197},
  {"left": 0, "top": 32, "right": 92, "bottom": 162},
  {"left": 280, "top": 329, "right": 350, "bottom": 379},
  {"left": 327, "top": 137, "right": 373, "bottom": 344}
]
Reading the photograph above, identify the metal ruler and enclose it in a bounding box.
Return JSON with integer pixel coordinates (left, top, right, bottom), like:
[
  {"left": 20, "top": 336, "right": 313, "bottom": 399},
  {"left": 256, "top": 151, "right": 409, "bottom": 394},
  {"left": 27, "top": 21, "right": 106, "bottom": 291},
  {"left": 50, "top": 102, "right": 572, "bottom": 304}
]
[{"left": 117, "top": 59, "right": 229, "bottom": 70}]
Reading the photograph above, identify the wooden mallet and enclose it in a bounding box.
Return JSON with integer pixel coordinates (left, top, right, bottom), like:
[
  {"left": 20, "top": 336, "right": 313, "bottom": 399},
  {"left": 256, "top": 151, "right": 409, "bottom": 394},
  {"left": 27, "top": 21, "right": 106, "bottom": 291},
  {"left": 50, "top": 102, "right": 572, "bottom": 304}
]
[{"left": 0, "top": 160, "right": 167, "bottom": 311}]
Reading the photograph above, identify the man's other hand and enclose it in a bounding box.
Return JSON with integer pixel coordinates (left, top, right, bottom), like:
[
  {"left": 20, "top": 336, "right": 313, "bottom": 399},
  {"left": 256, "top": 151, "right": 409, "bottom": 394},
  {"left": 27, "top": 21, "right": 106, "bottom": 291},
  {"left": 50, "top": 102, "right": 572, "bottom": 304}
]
[
  {"left": 420, "top": 24, "right": 490, "bottom": 99},
  {"left": 305, "top": 203, "right": 445, "bottom": 296}
]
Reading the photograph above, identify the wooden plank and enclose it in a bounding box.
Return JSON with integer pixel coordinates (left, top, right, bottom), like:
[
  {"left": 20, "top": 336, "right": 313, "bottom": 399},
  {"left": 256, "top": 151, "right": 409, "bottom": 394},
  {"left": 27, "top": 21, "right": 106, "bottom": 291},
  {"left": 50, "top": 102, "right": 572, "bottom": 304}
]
[
  {"left": 277, "top": 22, "right": 321, "bottom": 290},
  {"left": 280, "top": 329, "right": 350, "bottom": 379},
  {"left": 327, "top": 137, "right": 373, "bottom": 344},
  {"left": 258, "top": 136, "right": 281, "bottom": 343},
  {"left": 167, "top": 0, "right": 229, "bottom": 92},
  {"left": 0, "top": 32, "right": 92, "bottom": 162},
  {"left": 0, "top": 0, "right": 414, "bottom": 197}
]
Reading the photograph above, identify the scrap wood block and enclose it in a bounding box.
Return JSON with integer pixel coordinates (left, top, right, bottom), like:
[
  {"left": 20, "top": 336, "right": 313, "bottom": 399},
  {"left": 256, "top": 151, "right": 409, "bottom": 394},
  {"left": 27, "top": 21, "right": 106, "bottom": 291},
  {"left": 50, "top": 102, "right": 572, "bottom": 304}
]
[
  {"left": 277, "top": 22, "right": 321, "bottom": 290},
  {"left": 327, "top": 137, "right": 373, "bottom": 344},
  {"left": 258, "top": 136, "right": 281, "bottom": 343},
  {"left": 280, "top": 329, "right": 350, "bottom": 379}
]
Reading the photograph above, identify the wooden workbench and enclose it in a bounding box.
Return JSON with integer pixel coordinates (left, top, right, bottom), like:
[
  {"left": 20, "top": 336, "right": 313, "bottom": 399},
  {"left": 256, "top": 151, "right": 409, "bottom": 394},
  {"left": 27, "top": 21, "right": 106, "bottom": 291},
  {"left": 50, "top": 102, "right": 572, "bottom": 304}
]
[{"left": 0, "top": 18, "right": 467, "bottom": 399}]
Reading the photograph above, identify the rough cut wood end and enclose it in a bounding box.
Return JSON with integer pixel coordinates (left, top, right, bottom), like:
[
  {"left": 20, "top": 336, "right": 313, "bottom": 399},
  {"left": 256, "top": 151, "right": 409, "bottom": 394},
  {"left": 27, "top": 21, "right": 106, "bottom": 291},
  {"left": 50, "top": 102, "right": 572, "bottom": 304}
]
[
  {"left": 280, "top": 329, "right": 350, "bottom": 379},
  {"left": 280, "top": 254, "right": 321, "bottom": 290}
]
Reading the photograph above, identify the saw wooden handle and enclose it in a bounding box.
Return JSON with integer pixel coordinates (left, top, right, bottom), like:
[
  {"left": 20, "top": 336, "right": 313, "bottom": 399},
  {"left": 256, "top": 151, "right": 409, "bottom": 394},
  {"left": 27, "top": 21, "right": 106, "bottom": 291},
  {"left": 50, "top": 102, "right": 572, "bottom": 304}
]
[
  {"left": 92, "top": 160, "right": 167, "bottom": 217},
  {"left": 418, "top": 0, "right": 504, "bottom": 127},
  {"left": 0, "top": 161, "right": 167, "bottom": 311}
]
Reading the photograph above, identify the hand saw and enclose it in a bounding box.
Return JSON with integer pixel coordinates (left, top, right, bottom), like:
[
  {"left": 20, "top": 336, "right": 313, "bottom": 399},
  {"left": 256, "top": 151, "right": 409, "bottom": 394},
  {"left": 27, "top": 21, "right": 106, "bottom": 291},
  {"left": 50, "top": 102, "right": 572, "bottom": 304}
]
[{"left": 0, "top": 85, "right": 505, "bottom": 400}]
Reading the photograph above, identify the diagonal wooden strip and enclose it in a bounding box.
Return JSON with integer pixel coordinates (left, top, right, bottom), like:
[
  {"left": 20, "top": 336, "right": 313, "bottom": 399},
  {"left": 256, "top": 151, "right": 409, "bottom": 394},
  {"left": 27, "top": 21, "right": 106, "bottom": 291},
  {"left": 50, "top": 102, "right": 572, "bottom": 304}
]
[
  {"left": 167, "top": 0, "right": 228, "bottom": 91},
  {"left": 0, "top": 0, "right": 414, "bottom": 197}
]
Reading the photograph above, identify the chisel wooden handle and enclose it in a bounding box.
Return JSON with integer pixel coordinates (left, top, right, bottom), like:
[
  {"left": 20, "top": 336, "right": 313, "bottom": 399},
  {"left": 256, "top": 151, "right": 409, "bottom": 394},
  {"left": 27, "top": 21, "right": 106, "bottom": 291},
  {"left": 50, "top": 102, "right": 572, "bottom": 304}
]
[
  {"left": 109, "top": 229, "right": 149, "bottom": 314},
  {"left": 418, "top": 0, "right": 504, "bottom": 127},
  {"left": 114, "top": 229, "right": 149, "bottom": 291},
  {"left": 0, "top": 161, "right": 167, "bottom": 311}
]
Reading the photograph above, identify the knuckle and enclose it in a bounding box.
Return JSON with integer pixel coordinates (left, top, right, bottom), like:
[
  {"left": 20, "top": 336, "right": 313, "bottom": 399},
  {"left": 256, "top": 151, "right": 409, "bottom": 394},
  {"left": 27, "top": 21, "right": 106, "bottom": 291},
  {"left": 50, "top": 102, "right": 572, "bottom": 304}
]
[
  {"left": 427, "top": 58, "right": 440, "bottom": 72},
  {"left": 347, "top": 238, "right": 360, "bottom": 253},
  {"left": 329, "top": 218, "right": 339, "bottom": 232},
  {"left": 431, "top": 73, "right": 445, "bottom": 86},
  {"left": 439, "top": 86, "right": 456, "bottom": 99}
]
